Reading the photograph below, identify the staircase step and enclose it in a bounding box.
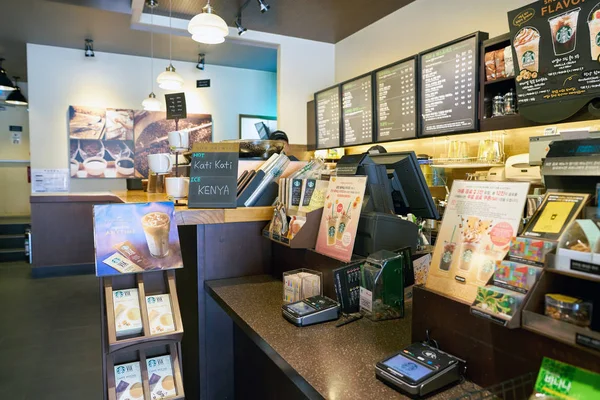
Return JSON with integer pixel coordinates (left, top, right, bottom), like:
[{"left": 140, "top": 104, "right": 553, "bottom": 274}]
[
  {"left": 0, "top": 234, "right": 24, "bottom": 239},
  {"left": 0, "top": 236, "right": 25, "bottom": 250},
  {"left": 0, "top": 224, "right": 29, "bottom": 235},
  {"left": 0, "top": 248, "right": 26, "bottom": 263}
]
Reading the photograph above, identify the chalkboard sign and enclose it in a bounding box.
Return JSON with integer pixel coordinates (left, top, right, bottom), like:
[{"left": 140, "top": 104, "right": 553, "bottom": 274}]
[
  {"left": 196, "top": 79, "right": 211, "bottom": 88},
  {"left": 188, "top": 142, "right": 239, "bottom": 209},
  {"left": 375, "top": 57, "right": 417, "bottom": 142},
  {"left": 419, "top": 33, "right": 485, "bottom": 136},
  {"left": 315, "top": 85, "right": 341, "bottom": 149},
  {"left": 341, "top": 74, "right": 374, "bottom": 146},
  {"left": 165, "top": 92, "right": 187, "bottom": 120},
  {"left": 508, "top": 2, "right": 600, "bottom": 123}
]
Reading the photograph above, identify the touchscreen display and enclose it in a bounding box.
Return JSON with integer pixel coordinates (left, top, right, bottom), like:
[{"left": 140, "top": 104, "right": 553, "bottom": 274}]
[
  {"left": 288, "top": 302, "right": 315, "bottom": 316},
  {"left": 383, "top": 354, "right": 434, "bottom": 382}
]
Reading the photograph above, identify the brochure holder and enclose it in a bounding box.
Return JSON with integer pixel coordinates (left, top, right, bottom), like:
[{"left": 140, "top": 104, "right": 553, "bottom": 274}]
[
  {"left": 236, "top": 170, "right": 278, "bottom": 207},
  {"left": 263, "top": 208, "right": 323, "bottom": 249}
]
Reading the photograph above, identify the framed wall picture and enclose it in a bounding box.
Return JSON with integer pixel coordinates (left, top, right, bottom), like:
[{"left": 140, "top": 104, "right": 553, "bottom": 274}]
[{"left": 239, "top": 114, "right": 277, "bottom": 140}]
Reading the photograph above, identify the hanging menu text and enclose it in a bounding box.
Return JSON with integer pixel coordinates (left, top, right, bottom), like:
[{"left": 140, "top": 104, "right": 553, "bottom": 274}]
[
  {"left": 316, "top": 87, "right": 341, "bottom": 149},
  {"left": 342, "top": 75, "right": 373, "bottom": 146}
]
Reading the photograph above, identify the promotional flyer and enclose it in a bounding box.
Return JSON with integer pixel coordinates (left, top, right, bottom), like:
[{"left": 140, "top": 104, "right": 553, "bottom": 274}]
[
  {"left": 315, "top": 176, "right": 367, "bottom": 262},
  {"left": 93, "top": 202, "right": 183, "bottom": 277},
  {"left": 426, "top": 181, "right": 530, "bottom": 304}
]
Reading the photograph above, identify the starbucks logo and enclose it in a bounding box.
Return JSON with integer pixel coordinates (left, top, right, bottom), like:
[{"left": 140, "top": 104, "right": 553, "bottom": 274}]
[
  {"left": 116, "top": 366, "right": 126, "bottom": 374},
  {"left": 442, "top": 251, "right": 452, "bottom": 263},
  {"left": 148, "top": 360, "right": 157, "bottom": 368},
  {"left": 308, "top": 181, "right": 315, "bottom": 188},
  {"left": 115, "top": 291, "right": 124, "bottom": 298},
  {"left": 337, "top": 222, "right": 346, "bottom": 233},
  {"left": 596, "top": 32, "right": 600, "bottom": 47},
  {"left": 328, "top": 226, "right": 336, "bottom": 237},
  {"left": 556, "top": 25, "right": 572, "bottom": 44},
  {"left": 522, "top": 51, "right": 536, "bottom": 67}
]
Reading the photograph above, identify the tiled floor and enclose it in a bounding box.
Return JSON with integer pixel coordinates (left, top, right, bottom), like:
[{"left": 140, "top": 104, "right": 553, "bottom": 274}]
[{"left": 0, "top": 262, "right": 103, "bottom": 399}]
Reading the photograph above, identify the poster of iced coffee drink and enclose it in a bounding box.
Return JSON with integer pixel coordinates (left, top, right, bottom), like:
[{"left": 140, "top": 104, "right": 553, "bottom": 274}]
[
  {"left": 425, "top": 181, "right": 529, "bottom": 304},
  {"left": 315, "top": 176, "right": 367, "bottom": 263},
  {"left": 93, "top": 202, "right": 183, "bottom": 277}
]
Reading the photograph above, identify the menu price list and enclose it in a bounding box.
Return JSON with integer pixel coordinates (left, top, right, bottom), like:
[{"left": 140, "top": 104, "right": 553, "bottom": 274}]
[
  {"left": 342, "top": 75, "right": 373, "bottom": 146},
  {"left": 376, "top": 59, "right": 417, "bottom": 141},
  {"left": 316, "top": 87, "right": 341, "bottom": 149},
  {"left": 420, "top": 36, "right": 477, "bottom": 136}
]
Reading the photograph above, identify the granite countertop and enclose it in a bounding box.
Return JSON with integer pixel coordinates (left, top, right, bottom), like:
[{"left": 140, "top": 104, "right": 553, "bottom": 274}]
[{"left": 206, "top": 276, "right": 480, "bottom": 400}]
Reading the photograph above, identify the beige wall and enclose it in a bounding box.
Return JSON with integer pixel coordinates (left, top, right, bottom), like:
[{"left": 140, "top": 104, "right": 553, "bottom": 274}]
[
  {"left": 335, "top": 0, "right": 534, "bottom": 82},
  {"left": 0, "top": 97, "right": 31, "bottom": 216}
]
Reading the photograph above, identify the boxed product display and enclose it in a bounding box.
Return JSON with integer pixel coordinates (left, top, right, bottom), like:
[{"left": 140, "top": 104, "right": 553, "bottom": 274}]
[
  {"left": 114, "top": 361, "right": 144, "bottom": 400},
  {"left": 147, "top": 355, "right": 176, "bottom": 399},
  {"left": 473, "top": 285, "right": 525, "bottom": 318},
  {"left": 485, "top": 51, "right": 496, "bottom": 81},
  {"left": 556, "top": 220, "right": 600, "bottom": 278},
  {"left": 283, "top": 269, "right": 322, "bottom": 303},
  {"left": 508, "top": 237, "right": 556, "bottom": 266},
  {"left": 113, "top": 288, "right": 143, "bottom": 338},
  {"left": 493, "top": 261, "right": 542, "bottom": 293},
  {"left": 544, "top": 294, "right": 593, "bottom": 328},
  {"left": 533, "top": 357, "right": 600, "bottom": 399},
  {"left": 146, "top": 294, "right": 176, "bottom": 335}
]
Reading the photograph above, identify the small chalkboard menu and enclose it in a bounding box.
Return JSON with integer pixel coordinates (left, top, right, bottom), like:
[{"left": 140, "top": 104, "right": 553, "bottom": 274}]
[
  {"left": 375, "top": 57, "right": 417, "bottom": 141},
  {"left": 508, "top": 2, "right": 600, "bottom": 123},
  {"left": 419, "top": 33, "right": 484, "bottom": 136},
  {"left": 165, "top": 92, "right": 187, "bottom": 120},
  {"left": 341, "top": 74, "right": 374, "bottom": 146},
  {"left": 315, "top": 85, "right": 341, "bottom": 149},
  {"left": 188, "top": 142, "right": 239, "bottom": 209}
]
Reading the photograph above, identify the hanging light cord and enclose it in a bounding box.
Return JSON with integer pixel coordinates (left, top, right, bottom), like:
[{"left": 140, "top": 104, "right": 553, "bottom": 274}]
[
  {"left": 150, "top": 6, "right": 154, "bottom": 90},
  {"left": 169, "top": 0, "right": 172, "bottom": 64}
]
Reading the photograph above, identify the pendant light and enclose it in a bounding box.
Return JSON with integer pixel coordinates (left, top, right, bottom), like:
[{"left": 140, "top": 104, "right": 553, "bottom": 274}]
[
  {"left": 6, "top": 77, "right": 28, "bottom": 106},
  {"left": 156, "top": 0, "right": 184, "bottom": 91},
  {"left": 0, "top": 58, "right": 15, "bottom": 91},
  {"left": 143, "top": 1, "right": 161, "bottom": 111},
  {"left": 188, "top": 0, "right": 228, "bottom": 44}
]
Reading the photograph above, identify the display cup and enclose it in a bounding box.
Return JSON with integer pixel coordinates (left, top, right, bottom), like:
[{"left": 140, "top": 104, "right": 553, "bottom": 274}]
[
  {"left": 458, "top": 242, "right": 478, "bottom": 271},
  {"left": 549, "top": 8, "right": 580, "bottom": 56},
  {"left": 168, "top": 130, "right": 190, "bottom": 152},
  {"left": 148, "top": 153, "right": 173, "bottom": 174},
  {"left": 116, "top": 157, "right": 135, "bottom": 176},
  {"left": 336, "top": 214, "right": 350, "bottom": 241},
  {"left": 589, "top": 12, "right": 600, "bottom": 61},
  {"left": 83, "top": 157, "right": 107, "bottom": 177},
  {"left": 141, "top": 212, "right": 171, "bottom": 258},
  {"left": 327, "top": 217, "right": 338, "bottom": 246},
  {"left": 514, "top": 27, "right": 541, "bottom": 73},
  {"left": 166, "top": 177, "right": 190, "bottom": 199},
  {"left": 439, "top": 241, "right": 457, "bottom": 271}
]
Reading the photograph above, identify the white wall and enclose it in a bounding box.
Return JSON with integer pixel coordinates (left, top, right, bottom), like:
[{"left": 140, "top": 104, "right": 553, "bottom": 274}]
[
  {"left": 27, "top": 43, "right": 277, "bottom": 192},
  {"left": 335, "top": 0, "right": 534, "bottom": 82}
]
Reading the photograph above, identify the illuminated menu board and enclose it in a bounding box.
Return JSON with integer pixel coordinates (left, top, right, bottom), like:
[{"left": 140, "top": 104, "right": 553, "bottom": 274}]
[
  {"left": 420, "top": 35, "right": 479, "bottom": 136},
  {"left": 375, "top": 58, "right": 417, "bottom": 141},
  {"left": 315, "top": 86, "right": 341, "bottom": 149},
  {"left": 341, "top": 75, "right": 373, "bottom": 146}
]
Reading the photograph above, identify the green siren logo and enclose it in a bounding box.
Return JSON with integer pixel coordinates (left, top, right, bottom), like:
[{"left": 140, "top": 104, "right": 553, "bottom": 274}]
[
  {"left": 556, "top": 25, "right": 573, "bottom": 43},
  {"left": 523, "top": 51, "right": 536, "bottom": 67}
]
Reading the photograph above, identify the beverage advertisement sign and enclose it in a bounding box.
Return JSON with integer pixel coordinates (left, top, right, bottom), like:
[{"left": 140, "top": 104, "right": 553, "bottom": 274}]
[
  {"left": 426, "top": 181, "right": 530, "bottom": 304},
  {"left": 93, "top": 202, "right": 183, "bottom": 277},
  {"left": 315, "top": 176, "right": 367, "bottom": 262},
  {"left": 508, "top": 1, "right": 600, "bottom": 122}
]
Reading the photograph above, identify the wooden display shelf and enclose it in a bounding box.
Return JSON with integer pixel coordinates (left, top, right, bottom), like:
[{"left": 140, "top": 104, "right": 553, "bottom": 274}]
[
  {"left": 480, "top": 114, "right": 535, "bottom": 131},
  {"left": 262, "top": 208, "right": 323, "bottom": 249},
  {"left": 106, "top": 341, "right": 185, "bottom": 400},
  {"left": 103, "top": 270, "right": 184, "bottom": 353},
  {"left": 484, "top": 76, "right": 516, "bottom": 86}
]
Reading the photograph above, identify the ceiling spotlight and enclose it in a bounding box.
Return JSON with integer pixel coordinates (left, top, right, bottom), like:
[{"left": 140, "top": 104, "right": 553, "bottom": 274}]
[
  {"left": 85, "top": 39, "right": 94, "bottom": 57},
  {"left": 235, "top": 16, "right": 247, "bottom": 36},
  {"left": 6, "top": 76, "right": 28, "bottom": 106},
  {"left": 0, "top": 58, "right": 15, "bottom": 91},
  {"left": 257, "top": 0, "right": 270, "bottom": 13},
  {"left": 196, "top": 53, "right": 206, "bottom": 70}
]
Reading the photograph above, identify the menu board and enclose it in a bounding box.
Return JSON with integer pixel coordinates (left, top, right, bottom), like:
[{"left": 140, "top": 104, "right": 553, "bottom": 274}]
[
  {"left": 375, "top": 58, "right": 417, "bottom": 141},
  {"left": 165, "top": 93, "right": 187, "bottom": 120},
  {"left": 315, "top": 86, "right": 341, "bottom": 149},
  {"left": 508, "top": 2, "right": 600, "bottom": 123},
  {"left": 342, "top": 75, "right": 373, "bottom": 146},
  {"left": 420, "top": 35, "right": 479, "bottom": 136}
]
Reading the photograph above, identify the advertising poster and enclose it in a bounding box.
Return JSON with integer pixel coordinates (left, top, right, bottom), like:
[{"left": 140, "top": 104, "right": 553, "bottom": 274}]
[
  {"left": 508, "top": 1, "right": 600, "bottom": 122},
  {"left": 93, "top": 202, "right": 183, "bottom": 277},
  {"left": 426, "top": 181, "right": 530, "bottom": 304},
  {"left": 315, "top": 176, "right": 367, "bottom": 262}
]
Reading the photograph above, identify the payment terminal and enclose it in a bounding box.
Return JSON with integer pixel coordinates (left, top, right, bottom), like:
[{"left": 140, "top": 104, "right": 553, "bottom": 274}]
[
  {"left": 376, "top": 342, "right": 466, "bottom": 397},
  {"left": 282, "top": 295, "right": 341, "bottom": 327}
]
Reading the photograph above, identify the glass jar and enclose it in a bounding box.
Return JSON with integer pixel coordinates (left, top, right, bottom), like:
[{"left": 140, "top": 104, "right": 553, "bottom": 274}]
[
  {"left": 492, "top": 94, "right": 504, "bottom": 117},
  {"left": 504, "top": 89, "right": 517, "bottom": 115}
]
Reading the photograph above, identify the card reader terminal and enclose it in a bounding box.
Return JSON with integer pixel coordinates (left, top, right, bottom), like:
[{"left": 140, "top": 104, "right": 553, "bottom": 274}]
[
  {"left": 376, "top": 342, "right": 466, "bottom": 397},
  {"left": 282, "top": 295, "right": 341, "bottom": 327}
]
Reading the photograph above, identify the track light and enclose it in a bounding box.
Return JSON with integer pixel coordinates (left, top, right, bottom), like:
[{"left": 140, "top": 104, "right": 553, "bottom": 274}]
[
  {"left": 85, "top": 39, "right": 95, "bottom": 57},
  {"left": 235, "top": 16, "right": 247, "bottom": 36},
  {"left": 196, "top": 53, "right": 206, "bottom": 70},
  {"left": 6, "top": 77, "right": 28, "bottom": 106},
  {"left": 0, "top": 58, "right": 15, "bottom": 91},
  {"left": 257, "top": 0, "right": 270, "bottom": 13}
]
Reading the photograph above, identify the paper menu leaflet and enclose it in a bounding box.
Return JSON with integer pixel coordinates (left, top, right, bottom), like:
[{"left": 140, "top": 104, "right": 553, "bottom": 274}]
[
  {"left": 146, "top": 294, "right": 176, "bottom": 335},
  {"left": 114, "top": 361, "right": 144, "bottom": 400},
  {"left": 147, "top": 355, "right": 176, "bottom": 399},
  {"left": 113, "top": 289, "right": 143, "bottom": 338}
]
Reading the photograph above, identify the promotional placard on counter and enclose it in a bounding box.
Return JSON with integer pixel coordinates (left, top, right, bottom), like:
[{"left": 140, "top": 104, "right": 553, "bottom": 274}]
[
  {"left": 508, "top": 2, "right": 600, "bottom": 122},
  {"left": 425, "top": 180, "right": 530, "bottom": 304},
  {"left": 165, "top": 92, "right": 187, "bottom": 120},
  {"left": 188, "top": 142, "right": 239, "bottom": 209}
]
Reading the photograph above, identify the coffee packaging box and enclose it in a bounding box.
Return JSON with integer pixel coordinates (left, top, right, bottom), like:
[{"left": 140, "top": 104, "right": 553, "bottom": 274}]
[
  {"left": 147, "top": 355, "right": 176, "bottom": 399},
  {"left": 113, "top": 288, "right": 143, "bottom": 338},
  {"left": 146, "top": 294, "right": 175, "bottom": 335},
  {"left": 114, "top": 361, "right": 144, "bottom": 400}
]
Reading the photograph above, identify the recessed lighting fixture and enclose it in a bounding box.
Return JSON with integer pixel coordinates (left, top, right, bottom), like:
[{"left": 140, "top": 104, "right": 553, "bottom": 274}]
[
  {"left": 85, "top": 39, "right": 95, "bottom": 57},
  {"left": 157, "top": 0, "right": 184, "bottom": 90},
  {"left": 196, "top": 53, "right": 206, "bottom": 70},
  {"left": 188, "top": 0, "right": 229, "bottom": 44},
  {"left": 143, "top": 0, "right": 161, "bottom": 111},
  {"left": 235, "top": 16, "right": 247, "bottom": 36},
  {"left": 6, "top": 76, "right": 28, "bottom": 106},
  {"left": 0, "top": 58, "right": 15, "bottom": 91},
  {"left": 257, "top": 0, "right": 270, "bottom": 13}
]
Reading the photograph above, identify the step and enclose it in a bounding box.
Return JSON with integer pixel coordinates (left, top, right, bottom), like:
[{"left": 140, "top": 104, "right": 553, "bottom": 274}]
[
  {"left": 0, "top": 235, "right": 25, "bottom": 250},
  {"left": 0, "top": 224, "right": 30, "bottom": 235},
  {"left": 0, "top": 248, "right": 27, "bottom": 263}
]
